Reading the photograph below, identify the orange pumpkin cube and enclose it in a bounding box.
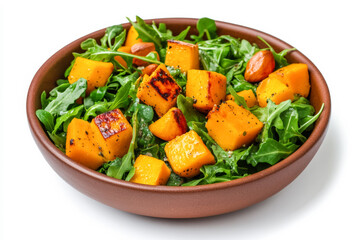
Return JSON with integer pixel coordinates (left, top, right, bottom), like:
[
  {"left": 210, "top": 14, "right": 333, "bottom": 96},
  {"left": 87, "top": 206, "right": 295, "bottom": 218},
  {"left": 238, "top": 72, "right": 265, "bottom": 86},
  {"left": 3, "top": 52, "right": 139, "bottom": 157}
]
[
  {"left": 68, "top": 57, "right": 113, "bottom": 95},
  {"left": 269, "top": 63, "right": 310, "bottom": 97},
  {"left": 165, "top": 40, "right": 199, "bottom": 72},
  {"left": 66, "top": 118, "right": 106, "bottom": 170},
  {"left": 90, "top": 109, "right": 133, "bottom": 160},
  {"left": 125, "top": 25, "right": 142, "bottom": 47},
  {"left": 130, "top": 155, "right": 171, "bottom": 185},
  {"left": 186, "top": 69, "right": 227, "bottom": 112},
  {"left": 137, "top": 64, "right": 181, "bottom": 116},
  {"left": 206, "top": 100, "right": 264, "bottom": 151},
  {"left": 164, "top": 130, "right": 215, "bottom": 178},
  {"left": 226, "top": 89, "right": 258, "bottom": 108},
  {"left": 256, "top": 77, "right": 294, "bottom": 107},
  {"left": 149, "top": 107, "right": 187, "bottom": 141}
]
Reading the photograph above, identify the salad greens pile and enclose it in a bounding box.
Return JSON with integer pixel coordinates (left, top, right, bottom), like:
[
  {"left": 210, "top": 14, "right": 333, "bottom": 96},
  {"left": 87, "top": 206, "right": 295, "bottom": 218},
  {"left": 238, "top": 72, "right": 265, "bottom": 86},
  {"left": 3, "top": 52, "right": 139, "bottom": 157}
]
[{"left": 36, "top": 16, "right": 324, "bottom": 186}]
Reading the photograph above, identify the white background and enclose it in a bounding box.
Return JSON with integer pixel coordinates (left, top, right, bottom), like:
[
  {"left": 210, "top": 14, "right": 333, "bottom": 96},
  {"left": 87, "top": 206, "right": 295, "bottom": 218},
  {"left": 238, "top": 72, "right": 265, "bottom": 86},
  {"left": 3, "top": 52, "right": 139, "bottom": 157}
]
[{"left": 1, "top": 0, "right": 359, "bottom": 239}]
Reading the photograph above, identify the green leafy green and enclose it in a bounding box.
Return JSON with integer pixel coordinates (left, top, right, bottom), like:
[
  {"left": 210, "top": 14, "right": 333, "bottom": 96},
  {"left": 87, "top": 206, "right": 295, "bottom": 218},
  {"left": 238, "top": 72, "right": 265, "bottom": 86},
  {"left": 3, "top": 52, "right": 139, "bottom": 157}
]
[
  {"left": 247, "top": 139, "right": 298, "bottom": 166},
  {"left": 106, "top": 109, "right": 139, "bottom": 181},
  {"left": 44, "top": 78, "right": 86, "bottom": 116},
  {"left": 191, "top": 17, "right": 217, "bottom": 42},
  {"left": 228, "top": 85, "right": 249, "bottom": 110},
  {"left": 53, "top": 105, "right": 84, "bottom": 134},
  {"left": 100, "top": 25, "right": 124, "bottom": 50},
  {"left": 258, "top": 36, "right": 295, "bottom": 69},
  {"left": 177, "top": 95, "right": 206, "bottom": 123},
  {"left": 36, "top": 110, "right": 54, "bottom": 132}
]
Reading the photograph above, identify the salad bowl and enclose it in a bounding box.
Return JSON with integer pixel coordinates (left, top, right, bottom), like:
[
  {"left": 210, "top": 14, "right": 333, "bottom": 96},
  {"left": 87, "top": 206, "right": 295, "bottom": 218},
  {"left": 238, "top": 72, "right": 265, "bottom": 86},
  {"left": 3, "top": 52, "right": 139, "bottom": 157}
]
[{"left": 26, "top": 18, "right": 330, "bottom": 218}]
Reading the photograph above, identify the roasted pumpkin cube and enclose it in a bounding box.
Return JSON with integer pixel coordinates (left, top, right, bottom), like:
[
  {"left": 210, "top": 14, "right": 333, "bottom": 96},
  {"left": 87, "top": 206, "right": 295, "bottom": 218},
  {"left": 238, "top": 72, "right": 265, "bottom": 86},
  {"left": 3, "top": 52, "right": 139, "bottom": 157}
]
[
  {"left": 137, "top": 64, "right": 181, "bottom": 116},
  {"left": 130, "top": 155, "right": 171, "bottom": 185},
  {"left": 226, "top": 89, "right": 258, "bottom": 108},
  {"left": 125, "top": 25, "right": 142, "bottom": 47},
  {"left": 206, "top": 100, "right": 264, "bottom": 151},
  {"left": 149, "top": 107, "right": 187, "bottom": 141},
  {"left": 256, "top": 77, "right": 294, "bottom": 107},
  {"left": 186, "top": 69, "right": 227, "bottom": 112},
  {"left": 66, "top": 118, "right": 105, "bottom": 170},
  {"left": 269, "top": 63, "right": 310, "bottom": 97},
  {"left": 114, "top": 46, "right": 131, "bottom": 68},
  {"left": 164, "top": 130, "right": 215, "bottom": 178},
  {"left": 68, "top": 57, "right": 113, "bottom": 95},
  {"left": 165, "top": 40, "right": 199, "bottom": 72},
  {"left": 90, "top": 109, "right": 133, "bottom": 160}
]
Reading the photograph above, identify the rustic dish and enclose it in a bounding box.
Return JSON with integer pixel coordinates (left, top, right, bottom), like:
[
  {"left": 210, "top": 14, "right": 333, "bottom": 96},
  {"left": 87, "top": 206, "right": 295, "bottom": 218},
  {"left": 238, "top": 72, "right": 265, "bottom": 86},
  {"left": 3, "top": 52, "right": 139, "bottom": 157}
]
[{"left": 26, "top": 18, "right": 331, "bottom": 218}]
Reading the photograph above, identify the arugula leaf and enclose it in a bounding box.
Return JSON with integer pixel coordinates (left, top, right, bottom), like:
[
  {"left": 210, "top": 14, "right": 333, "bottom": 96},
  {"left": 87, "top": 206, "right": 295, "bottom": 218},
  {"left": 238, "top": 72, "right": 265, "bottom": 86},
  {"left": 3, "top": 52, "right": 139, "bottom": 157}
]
[
  {"left": 90, "top": 49, "right": 162, "bottom": 65},
  {"left": 258, "top": 36, "right": 295, "bottom": 69},
  {"left": 176, "top": 95, "right": 206, "bottom": 123},
  {"left": 47, "top": 131, "right": 66, "bottom": 153},
  {"left": 139, "top": 144, "right": 160, "bottom": 159},
  {"left": 299, "top": 103, "right": 324, "bottom": 133},
  {"left": 45, "top": 78, "right": 86, "bottom": 116},
  {"left": 252, "top": 100, "right": 292, "bottom": 142},
  {"left": 247, "top": 138, "right": 298, "bottom": 166},
  {"left": 106, "top": 109, "right": 139, "bottom": 180},
  {"left": 40, "top": 91, "right": 50, "bottom": 109},
  {"left": 228, "top": 85, "right": 249, "bottom": 110},
  {"left": 83, "top": 101, "right": 110, "bottom": 121},
  {"left": 230, "top": 74, "right": 257, "bottom": 94},
  {"left": 89, "top": 86, "right": 108, "bottom": 102},
  {"left": 52, "top": 105, "right": 84, "bottom": 134},
  {"left": 81, "top": 38, "right": 97, "bottom": 50},
  {"left": 276, "top": 107, "right": 307, "bottom": 144},
  {"left": 36, "top": 110, "right": 55, "bottom": 133},
  {"left": 108, "top": 81, "right": 132, "bottom": 110},
  {"left": 100, "top": 25, "right": 124, "bottom": 49},
  {"left": 151, "top": 22, "right": 190, "bottom": 42},
  {"left": 109, "top": 71, "right": 140, "bottom": 88},
  {"left": 167, "top": 66, "right": 187, "bottom": 88},
  {"left": 191, "top": 17, "right": 217, "bottom": 42},
  {"left": 167, "top": 172, "right": 183, "bottom": 186}
]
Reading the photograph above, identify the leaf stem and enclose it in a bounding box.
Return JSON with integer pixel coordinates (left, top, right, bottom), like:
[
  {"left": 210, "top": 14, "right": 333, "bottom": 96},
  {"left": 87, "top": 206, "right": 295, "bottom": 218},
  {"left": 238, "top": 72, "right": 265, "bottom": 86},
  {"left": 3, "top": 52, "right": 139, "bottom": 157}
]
[{"left": 91, "top": 50, "right": 163, "bottom": 65}]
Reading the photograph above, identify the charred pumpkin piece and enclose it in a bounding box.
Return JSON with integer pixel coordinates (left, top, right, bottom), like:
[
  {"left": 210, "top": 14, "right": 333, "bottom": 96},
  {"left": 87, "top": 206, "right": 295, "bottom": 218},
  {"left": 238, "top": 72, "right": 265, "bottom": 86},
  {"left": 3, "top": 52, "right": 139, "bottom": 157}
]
[
  {"left": 186, "top": 69, "right": 227, "bottom": 112},
  {"left": 90, "top": 109, "right": 132, "bottom": 160},
  {"left": 130, "top": 155, "right": 171, "bottom": 185},
  {"left": 149, "top": 107, "right": 187, "bottom": 141},
  {"left": 165, "top": 40, "right": 199, "bottom": 72},
  {"left": 206, "top": 100, "right": 263, "bottom": 151},
  {"left": 137, "top": 64, "right": 181, "bottom": 116},
  {"left": 226, "top": 89, "right": 258, "bottom": 108},
  {"left": 66, "top": 118, "right": 106, "bottom": 170},
  {"left": 164, "top": 130, "right": 215, "bottom": 178},
  {"left": 68, "top": 57, "right": 113, "bottom": 95}
]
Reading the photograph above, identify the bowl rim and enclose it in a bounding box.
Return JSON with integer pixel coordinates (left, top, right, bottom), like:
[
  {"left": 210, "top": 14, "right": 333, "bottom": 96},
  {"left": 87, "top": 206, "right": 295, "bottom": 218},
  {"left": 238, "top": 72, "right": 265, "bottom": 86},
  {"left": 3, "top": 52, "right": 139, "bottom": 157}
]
[{"left": 26, "top": 17, "right": 331, "bottom": 194}]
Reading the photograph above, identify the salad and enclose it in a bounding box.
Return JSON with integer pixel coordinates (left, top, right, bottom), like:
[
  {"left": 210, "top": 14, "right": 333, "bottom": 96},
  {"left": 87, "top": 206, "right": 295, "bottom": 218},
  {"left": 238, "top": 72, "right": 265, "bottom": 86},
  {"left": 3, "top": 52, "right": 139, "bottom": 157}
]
[{"left": 36, "top": 17, "right": 324, "bottom": 186}]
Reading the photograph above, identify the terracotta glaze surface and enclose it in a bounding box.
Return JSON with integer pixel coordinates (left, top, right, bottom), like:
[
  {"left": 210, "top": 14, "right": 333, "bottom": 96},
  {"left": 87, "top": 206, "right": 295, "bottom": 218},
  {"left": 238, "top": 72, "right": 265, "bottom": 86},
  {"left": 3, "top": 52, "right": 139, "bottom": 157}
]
[{"left": 26, "top": 18, "right": 331, "bottom": 218}]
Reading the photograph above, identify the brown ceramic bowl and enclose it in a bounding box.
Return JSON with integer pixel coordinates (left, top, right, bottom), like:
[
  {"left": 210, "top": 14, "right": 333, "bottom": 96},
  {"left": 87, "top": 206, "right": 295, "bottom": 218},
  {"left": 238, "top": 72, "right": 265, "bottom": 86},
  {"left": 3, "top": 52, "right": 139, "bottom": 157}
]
[{"left": 26, "top": 18, "right": 331, "bottom": 218}]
